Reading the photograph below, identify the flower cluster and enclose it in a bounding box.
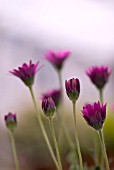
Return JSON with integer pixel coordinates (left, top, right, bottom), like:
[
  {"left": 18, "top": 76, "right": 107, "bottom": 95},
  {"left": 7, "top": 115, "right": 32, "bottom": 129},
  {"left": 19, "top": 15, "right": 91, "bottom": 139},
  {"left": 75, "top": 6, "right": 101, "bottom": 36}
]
[{"left": 3, "top": 51, "right": 112, "bottom": 170}]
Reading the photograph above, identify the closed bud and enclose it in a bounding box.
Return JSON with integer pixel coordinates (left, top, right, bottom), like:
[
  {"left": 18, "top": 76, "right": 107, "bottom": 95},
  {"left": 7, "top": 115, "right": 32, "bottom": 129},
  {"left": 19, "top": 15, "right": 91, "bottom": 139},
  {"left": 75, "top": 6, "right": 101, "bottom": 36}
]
[
  {"left": 42, "top": 97, "right": 56, "bottom": 118},
  {"left": 5, "top": 113, "right": 17, "bottom": 130},
  {"left": 65, "top": 78, "right": 80, "bottom": 102}
]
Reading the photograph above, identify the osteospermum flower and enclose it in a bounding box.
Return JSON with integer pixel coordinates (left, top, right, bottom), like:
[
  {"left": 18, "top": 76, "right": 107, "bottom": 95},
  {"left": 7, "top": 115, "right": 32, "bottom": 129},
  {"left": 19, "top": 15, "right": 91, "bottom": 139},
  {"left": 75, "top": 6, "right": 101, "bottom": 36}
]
[
  {"left": 42, "top": 97, "right": 56, "bottom": 118},
  {"left": 86, "top": 66, "right": 111, "bottom": 89},
  {"left": 42, "top": 89, "right": 61, "bottom": 108},
  {"left": 5, "top": 113, "right": 17, "bottom": 130},
  {"left": 10, "top": 60, "right": 41, "bottom": 87},
  {"left": 65, "top": 78, "right": 80, "bottom": 102},
  {"left": 82, "top": 101, "right": 106, "bottom": 130},
  {"left": 43, "top": 51, "right": 70, "bottom": 70}
]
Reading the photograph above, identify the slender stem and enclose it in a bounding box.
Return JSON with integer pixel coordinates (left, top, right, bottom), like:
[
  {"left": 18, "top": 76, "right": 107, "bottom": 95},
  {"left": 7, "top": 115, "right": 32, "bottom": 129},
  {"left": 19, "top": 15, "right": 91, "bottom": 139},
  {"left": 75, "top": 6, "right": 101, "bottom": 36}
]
[
  {"left": 57, "top": 70, "right": 64, "bottom": 146},
  {"left": 99, "top": 89, "right": 103, "bottom": 104},
  {"left": 58, "top": 70, "right": 63, "bottom": 98},
  {"left": 72, "top": 102, "right": 83, "bottom": 170},
  {"left": 98, "top": 130, "right": 110, "bottom": 170},
  {"left": 99, "top": 89, "right": 104, "bottom": 170},
  {"left": 49, "top": 117, "right": 63, "bottom": 170},
  {"left": 93, "top": 134, "right": 100, "bottom": 166},
  {"left": 56, "top": 109, "right": 74, "bottom": 149},
  {"left": 93, "top": 89, "right": 104, "bottom": 168},
  {"left": 29, "top": 86, "right": 59, "bottom": 170},
  {"left": 10, "top": 130, "right": 20, "bottom": 170}
]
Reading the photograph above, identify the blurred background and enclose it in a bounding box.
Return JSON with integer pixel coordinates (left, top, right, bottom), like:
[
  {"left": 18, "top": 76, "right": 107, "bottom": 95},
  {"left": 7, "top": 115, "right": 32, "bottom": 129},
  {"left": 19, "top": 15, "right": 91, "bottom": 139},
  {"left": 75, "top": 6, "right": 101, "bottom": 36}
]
[{"left": 0, "top": 0, "right": 114, "bottom": 169}]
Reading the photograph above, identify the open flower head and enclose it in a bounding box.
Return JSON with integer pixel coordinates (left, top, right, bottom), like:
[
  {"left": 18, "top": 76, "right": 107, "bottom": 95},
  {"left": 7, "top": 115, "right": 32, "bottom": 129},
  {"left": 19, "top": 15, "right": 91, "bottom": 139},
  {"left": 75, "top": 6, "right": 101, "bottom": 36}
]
[
  {"left": 82, "top": 101, "right": 106, "bottom": 130},
  {"left": 42, "top": 89, "right": 61, "bottom": 108},
  {"left": 10, "top": 60, "right": 41, "bottom": 87},
  {"left": 65, "top": 78, "right": 80, "bottom": 102},
  {"left": 5, "top": 113, "right": 17, "bottom": 130},
  {"left": 86, "top": 66, "right": 111, "bottom": 90},
  {"left": 44, "top": 51, "right": 70, "bottom": 70},
  {"left": 42, "top": 97, "right": 56, "bottom": 118}
]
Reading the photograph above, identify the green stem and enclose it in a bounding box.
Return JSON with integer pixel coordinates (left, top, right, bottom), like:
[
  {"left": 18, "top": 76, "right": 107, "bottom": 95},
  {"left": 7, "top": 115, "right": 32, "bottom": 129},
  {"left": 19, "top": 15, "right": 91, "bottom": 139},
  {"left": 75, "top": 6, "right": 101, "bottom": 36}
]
[
  {"left": 57, "top": 70, "right": 64, "bottom": 146},
  {"left": 93, "top": 134, "right": 100, "bottom": 166},
  {"left": 99, "top": 89, "right": 103, "bottom": 104},
  {"left": 10, "top": 130, "right": 20, "bottom": 170},
  {"left": 72, "top": 102, "right": 83, "bottom": 170},
  {"left": 56, "top": 109, "right": 74, "bottom": 149},
  {"left": 49, "top": 117, "right": 63, "bottom": 170},
  {"left": 29, "top": 86, "right": 59, "bottom": 170},
  {"left": 58, "top": 70, "right": 63, "bottom": 98},
  {"left": 98, "top": 130, "right": 110, "bottom": 170},
  {"left": 99, "top": 89, "right": 104, "bottom": 170}
]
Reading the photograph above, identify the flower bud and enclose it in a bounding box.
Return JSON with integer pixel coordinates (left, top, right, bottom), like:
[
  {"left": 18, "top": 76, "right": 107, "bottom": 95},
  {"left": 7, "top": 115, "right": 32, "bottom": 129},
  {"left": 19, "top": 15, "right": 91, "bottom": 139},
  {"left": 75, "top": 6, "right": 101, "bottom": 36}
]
[
  {"left": 42, "top": 89, "right": 61, "bottom": 108},
  {"left": 42, "top": 97, "right": 56, "bottom": 118},
  {"left": 5, "top": 113, "right": 17, "bottom": 130},
  {"left": 65, "top": 78, "right": 80, "bottom": 102}
]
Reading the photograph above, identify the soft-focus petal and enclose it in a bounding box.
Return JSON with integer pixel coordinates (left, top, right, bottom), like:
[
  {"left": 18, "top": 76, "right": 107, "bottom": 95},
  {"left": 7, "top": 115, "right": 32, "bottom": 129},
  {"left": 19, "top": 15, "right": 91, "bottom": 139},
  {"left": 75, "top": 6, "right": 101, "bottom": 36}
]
[
  {"left": 86, "top": 66, "right": 111, "bottom": 89},
  {"left": 43, "top": 50, "right": 70, "bottom": 70}
]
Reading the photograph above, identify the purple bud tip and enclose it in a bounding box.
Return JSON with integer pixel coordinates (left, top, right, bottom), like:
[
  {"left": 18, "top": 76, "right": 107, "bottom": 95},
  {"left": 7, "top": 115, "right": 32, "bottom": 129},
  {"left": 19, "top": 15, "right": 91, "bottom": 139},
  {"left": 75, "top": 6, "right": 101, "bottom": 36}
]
[
  {"left": 4, "top": 112, "right": 17, "bottom": 130},
  {"left": 86, "top": 66, "right": 111, "bottom": 89},
  {"left": 82, "top": 101, "right": 106, "bottom": 130},
  {"left": 10, "top": 60, "right": 41, "bottom": 87},
  {"left": 65, "top": 78, "right": 80, "bottom": 102},
  {"left": 42, "top": 89, "right": 61, "bottom": 108},
  {"left": 43, "top": 50, "right": 71, "bottom": 70},
  {"left": 42, "top": 97, "right": 56, "bottom": 118}
]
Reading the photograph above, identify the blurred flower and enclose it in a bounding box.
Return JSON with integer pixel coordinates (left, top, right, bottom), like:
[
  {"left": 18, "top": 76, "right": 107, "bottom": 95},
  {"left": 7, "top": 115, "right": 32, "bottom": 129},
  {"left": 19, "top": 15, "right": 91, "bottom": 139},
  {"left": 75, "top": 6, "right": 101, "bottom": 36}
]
[
  {"left": 42, "top": 89, "right": 61, "bottom": 108},
  {"left": 43, "top": 51, "right": 70, "bottom": 70},
  {"left": 86, "top": 66, "right": 111, "bottom": 90},
  {"left": 65, "top": 78, "right": 80, "bottom": 102},
  {"left": 5, "top": 112, "right": 17, "bottom": 130},
  {"left": 10, "top": 60, "right": 41, "bottom": 87},
  {"left": 82, "top": 101, "right": 106, "bottom": 130},
  {"left": 42, "top": 97, "right": 56, "bottom": 118}
]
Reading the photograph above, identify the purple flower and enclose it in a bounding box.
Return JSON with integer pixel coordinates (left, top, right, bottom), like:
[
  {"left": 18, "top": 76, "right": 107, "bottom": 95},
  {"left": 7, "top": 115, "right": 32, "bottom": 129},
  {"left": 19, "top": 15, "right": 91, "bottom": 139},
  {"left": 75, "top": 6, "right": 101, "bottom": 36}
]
[
  {"left": 82, "top": 101, "right": 106, "bottom": 130},
  {"left": 10, "top": 60, "right": 41, "bottom": 87},
  {"left": 5, "top": 113, "right": 17, "bottom": 130},
  {"left": 42, "top": 89, "right": 61, "bottom": 108},
  {"left": 65, "top": 78, "right": 80, "bottom": 102},
  {"left": 43, "top": 51, "right": 70, "bottom": 70},
  {"left": 42, "top": 97, "right": 56, "bottom": 117},
  {"left": 86, "top": 66, "right": 111, "bottom": 89}
]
